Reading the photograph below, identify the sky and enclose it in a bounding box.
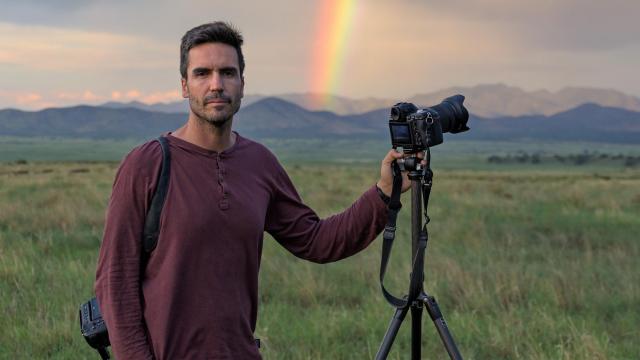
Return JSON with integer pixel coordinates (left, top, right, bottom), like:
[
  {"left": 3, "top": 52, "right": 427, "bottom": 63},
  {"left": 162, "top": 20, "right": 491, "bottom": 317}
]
[{"left": 0, "top": 0, "right": 638, "bottom": 110}]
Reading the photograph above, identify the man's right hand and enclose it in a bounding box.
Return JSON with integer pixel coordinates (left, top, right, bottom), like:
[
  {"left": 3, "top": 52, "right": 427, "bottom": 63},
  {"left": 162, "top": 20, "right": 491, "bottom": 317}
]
[{"left": 376, "top": 149, "right": 426, "bottom": 197}]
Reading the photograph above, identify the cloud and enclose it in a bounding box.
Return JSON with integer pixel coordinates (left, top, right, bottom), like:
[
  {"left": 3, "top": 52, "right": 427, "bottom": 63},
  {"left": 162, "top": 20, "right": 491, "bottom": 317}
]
[
  {"left": 139, "top": 90, "right": 182, "bottom": 104},
  {"left": 0, "top": 0, "right": 135, "bottom": 30},
  {"left": 1, "top": 0, "right": 639, "bottom": 109},
  {"left": 57, "top": 90, "right": 109, "bottom": 102},
  {"left": 0, "top": 90, "right": 56, "bottom": 109},
  {"left": 0, "top": 88, "right": 182, "bottom": 110},
  {"left": 58, "top": 88, "right": 181, "bottom": 104},
  {"left": 397, "top": 0, "right": 640, "bottom": 51},
  {"left": 0, "top": 22, "right": 174, "bottom": 72},
  {"left": 0, "top": 0, "right": 249, "bottom": 42}
]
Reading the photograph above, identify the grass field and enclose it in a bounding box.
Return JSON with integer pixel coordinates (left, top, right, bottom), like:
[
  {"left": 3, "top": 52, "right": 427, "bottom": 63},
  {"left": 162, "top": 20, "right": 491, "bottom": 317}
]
[
  {"left": 2, "top": 136, "right": 640, "bottom": 167},
  {"left": 0, "top": 138, "right": 639, "bottom": 358}
]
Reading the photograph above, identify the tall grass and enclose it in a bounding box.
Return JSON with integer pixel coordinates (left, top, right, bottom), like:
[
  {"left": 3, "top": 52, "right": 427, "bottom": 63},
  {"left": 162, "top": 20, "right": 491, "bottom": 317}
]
[{"left": 0, "top": 162, "right": 638, "bottom": 359}]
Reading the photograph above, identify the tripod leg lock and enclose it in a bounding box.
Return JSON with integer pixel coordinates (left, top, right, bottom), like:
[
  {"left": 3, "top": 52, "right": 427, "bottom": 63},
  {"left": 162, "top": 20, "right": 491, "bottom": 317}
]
[{"left": 422, "top": 295, "right": 443, "bottom": 321}]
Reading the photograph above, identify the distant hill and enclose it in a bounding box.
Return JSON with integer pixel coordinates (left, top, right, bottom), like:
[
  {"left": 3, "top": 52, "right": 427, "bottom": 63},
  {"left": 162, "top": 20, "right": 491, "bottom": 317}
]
[
  {"left": 100, "top": 84, "right": 640, "bottom": 118},
  {"left": 101, "top": 95, "right": 266, "bottom": 114},
  {"left": 463, "top": 103, "right": 640, "bottom": 143},
  {"left": 101, "top": 100, "right": 188, "bottom": 114},
  {"left": 1, "top": 100, "right": 638, "bottom": 144},
  {"left": 409, "top": 84, "right": 640, "bottom": 118},
  {"left": 234, "top": 97, "right": 379, "bottom": 138},
  {"left": 0, "top": 106, "right": 184, "bottom": 139},
  {"left": 265, "top": 93, "right": 393, "bottom": 115}
]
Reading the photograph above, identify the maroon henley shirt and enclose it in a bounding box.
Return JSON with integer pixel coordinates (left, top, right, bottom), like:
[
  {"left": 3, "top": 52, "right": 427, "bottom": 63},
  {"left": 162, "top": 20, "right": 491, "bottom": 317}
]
[{"left": 94, "top": 133, "right": 388, "bottom": 359}]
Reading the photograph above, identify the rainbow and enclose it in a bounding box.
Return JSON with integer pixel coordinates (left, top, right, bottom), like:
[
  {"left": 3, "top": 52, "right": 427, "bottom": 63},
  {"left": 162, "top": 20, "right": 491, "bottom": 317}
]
[{"left": 309, "top": 0, "right": 359, "bottom": 109}]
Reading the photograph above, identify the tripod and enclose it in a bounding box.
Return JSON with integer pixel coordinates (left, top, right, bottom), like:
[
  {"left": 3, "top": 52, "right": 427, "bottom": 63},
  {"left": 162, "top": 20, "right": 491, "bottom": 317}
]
[{"left": 375, "top": 154, "right": 463, "bottom": 360}]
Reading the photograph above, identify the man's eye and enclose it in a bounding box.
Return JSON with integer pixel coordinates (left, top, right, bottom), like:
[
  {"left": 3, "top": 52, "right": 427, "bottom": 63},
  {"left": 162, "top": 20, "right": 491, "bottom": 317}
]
[{"left": 193, "top": 70, "right": 208, "bottom": 77}]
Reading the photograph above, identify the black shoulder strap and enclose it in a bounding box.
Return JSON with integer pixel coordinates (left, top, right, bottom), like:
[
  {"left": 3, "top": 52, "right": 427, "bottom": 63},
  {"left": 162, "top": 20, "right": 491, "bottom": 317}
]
[
  {"left": 379, "top": 160, "right": 408, "bottom": 308},
  {"left": 142, "top": 136, "right": 171, "bottom": 253}
]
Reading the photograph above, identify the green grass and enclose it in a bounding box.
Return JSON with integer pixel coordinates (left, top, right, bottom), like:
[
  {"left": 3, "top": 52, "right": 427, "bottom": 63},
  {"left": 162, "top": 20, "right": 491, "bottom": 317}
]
[
  {"left": 0, "top": 137, "right": 141, "bottom": 162},
  {"left": 2, "top": 136, "right": 639, "bottom": 168},
  {"left": 1, "top": 160, "right": 639, "bottom": 359}
]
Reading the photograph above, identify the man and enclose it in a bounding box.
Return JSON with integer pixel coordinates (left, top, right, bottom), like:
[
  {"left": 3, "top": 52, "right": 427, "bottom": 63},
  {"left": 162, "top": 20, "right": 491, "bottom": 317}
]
[{"left": 95, "top": 22, "right": 418, "bottom": 359}]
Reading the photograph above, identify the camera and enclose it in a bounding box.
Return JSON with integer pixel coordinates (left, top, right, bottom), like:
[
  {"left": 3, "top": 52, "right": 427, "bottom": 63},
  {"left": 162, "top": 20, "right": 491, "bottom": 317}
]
[
  {"left": 388, "top": 94, "right": 470, "bottom": 152},
  {"left": 79, "top": 297, "right": 111, "bottom": 359}
]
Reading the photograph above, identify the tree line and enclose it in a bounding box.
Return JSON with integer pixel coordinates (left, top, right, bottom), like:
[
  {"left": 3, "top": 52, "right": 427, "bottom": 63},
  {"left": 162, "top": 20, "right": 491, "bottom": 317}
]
[{"left": 487, "top": 151, "right": 640, "bottom": 167}]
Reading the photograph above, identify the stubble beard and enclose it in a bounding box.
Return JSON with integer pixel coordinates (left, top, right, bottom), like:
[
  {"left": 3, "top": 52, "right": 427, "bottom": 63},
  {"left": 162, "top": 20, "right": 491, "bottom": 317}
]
[{"left": 189, "top": 94, "right": 241, "bottom": 129}]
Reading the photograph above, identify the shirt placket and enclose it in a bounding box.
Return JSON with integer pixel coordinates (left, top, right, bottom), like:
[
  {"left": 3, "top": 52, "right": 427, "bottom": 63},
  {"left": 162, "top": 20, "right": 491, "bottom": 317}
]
[{"left": 215, "top": 155, "right": 230, "bottom": 210}]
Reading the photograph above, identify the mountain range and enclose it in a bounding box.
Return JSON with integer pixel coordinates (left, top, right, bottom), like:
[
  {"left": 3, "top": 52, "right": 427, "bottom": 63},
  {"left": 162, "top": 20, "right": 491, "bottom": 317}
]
[
  {"left": 100, "top": 84, "right": 640, "bottom": 118},
  {"left": 1, "top": 97, "right": 638, "bottom": 144}
]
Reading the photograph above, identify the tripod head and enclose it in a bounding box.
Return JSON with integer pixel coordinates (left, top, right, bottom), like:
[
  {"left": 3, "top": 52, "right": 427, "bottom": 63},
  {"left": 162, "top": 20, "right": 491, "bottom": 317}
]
[{"left": 394, "top": 149, "right": 432, "bottom": 182}]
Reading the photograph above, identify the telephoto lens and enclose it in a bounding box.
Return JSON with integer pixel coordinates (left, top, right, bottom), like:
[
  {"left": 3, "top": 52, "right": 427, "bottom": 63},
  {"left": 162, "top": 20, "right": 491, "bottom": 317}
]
[{"left": 428, "top": 95, "right": 470, "bottom": 134}]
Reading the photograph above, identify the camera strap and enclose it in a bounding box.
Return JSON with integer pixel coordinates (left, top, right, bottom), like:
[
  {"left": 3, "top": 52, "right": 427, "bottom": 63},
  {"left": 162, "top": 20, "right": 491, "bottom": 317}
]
[
  {"left": 379, "top": 160, "right": 408, "bottom": 308},
  {"left": 80, "top": 135, "right": 171, "bottom": 359},
  {"left": 379, "top": 158, "right": 433, "bottom": 309},
  {"left": 142, "top": 135, "right": 171, "bottom": 254}
]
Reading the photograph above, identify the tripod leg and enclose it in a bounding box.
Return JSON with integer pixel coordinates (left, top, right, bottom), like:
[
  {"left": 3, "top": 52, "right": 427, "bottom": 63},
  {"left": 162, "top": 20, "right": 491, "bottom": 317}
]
[
  {"left": 422, "top": 294, "right": 463, "bottom": 360},
  {"left": 411, "top": 301, "right": 423, "bottom": 360},
  {"left": 375, "top": 306, "right": 409, "bottom": 360}
]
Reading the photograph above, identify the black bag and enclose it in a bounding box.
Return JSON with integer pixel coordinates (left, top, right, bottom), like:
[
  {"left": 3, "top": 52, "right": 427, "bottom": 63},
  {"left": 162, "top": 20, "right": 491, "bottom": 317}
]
[{"left": 79, "top": 136, "right": 171, "bottom": 359}]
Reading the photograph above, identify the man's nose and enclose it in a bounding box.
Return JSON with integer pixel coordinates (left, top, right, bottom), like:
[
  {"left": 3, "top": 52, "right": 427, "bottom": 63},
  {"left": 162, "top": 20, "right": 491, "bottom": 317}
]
[{"left": 209, "top": 72, "right": 224, "bottom": 92}]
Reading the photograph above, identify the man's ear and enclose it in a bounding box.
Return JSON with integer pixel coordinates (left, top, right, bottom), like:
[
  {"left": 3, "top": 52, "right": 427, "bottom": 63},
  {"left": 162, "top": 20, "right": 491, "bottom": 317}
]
[
  {"left": 240, "top": 75, "right": 245, "bottom": 99},
  {"left": 181, "top": 77, "right": 189, "bottom": 98}
]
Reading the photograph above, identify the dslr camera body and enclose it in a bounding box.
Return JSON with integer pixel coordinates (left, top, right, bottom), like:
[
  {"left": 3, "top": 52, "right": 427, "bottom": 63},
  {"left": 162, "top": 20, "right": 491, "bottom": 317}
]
[{"left": 388, "top": 94, "right": 469, "bottom": 153}]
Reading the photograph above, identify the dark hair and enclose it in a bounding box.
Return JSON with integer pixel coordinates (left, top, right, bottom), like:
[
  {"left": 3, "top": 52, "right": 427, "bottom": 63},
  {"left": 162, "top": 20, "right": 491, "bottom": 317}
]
[{"left": 180, "top": 22, "right": 245, "bottom": 79}]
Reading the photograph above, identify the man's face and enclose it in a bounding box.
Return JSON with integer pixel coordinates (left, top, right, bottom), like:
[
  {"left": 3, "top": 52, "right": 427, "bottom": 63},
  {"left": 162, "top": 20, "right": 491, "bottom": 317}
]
[{"left": 181, "top": 42, "right": 244, "bottom": 128}]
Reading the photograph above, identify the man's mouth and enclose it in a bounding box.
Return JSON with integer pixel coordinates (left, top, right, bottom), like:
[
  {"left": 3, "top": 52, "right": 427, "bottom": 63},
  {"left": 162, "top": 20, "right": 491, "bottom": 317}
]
[{"left": 204, "top": 96, "right": 231, "bottom": 105}]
